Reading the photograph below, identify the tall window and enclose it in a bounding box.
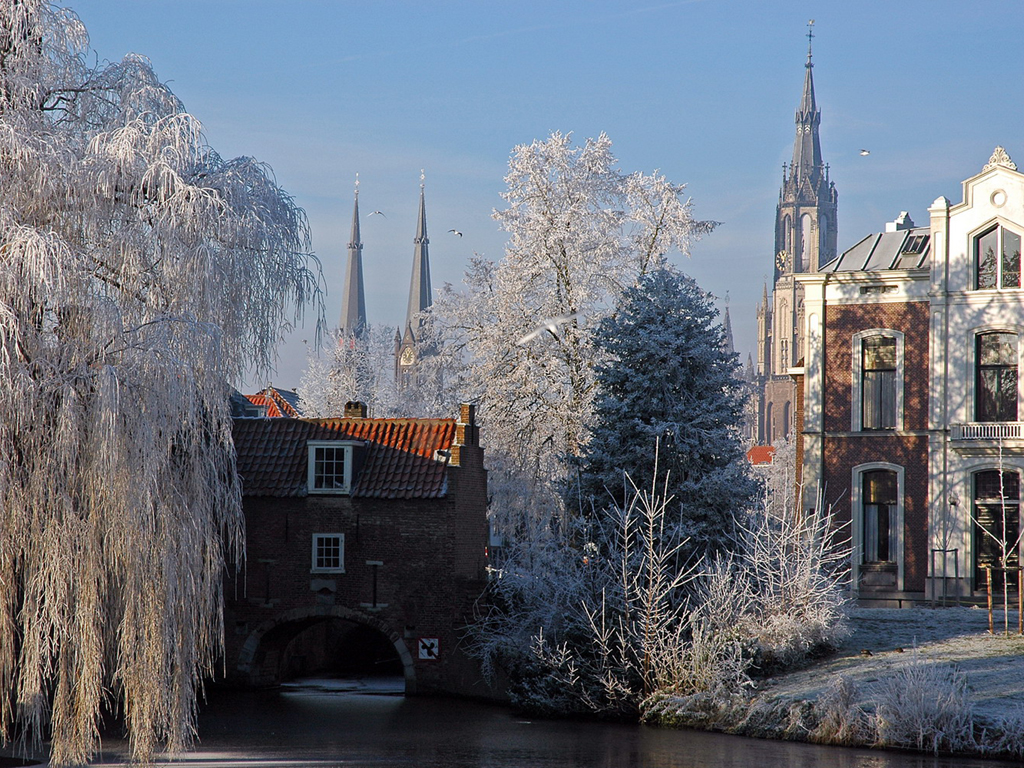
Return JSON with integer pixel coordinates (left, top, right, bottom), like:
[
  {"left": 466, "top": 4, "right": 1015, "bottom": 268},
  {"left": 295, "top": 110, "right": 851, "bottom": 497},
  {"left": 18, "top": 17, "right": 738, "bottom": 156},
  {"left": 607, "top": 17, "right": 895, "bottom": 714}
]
[
  {"left": 800, "top": 213, "right": 813, "bottom": 271},
  {"left": 974, "top": 470, "right": 1020, "bottom": 588},
  {"left": 862, "top": 336, "right": 897, "bottom": 429},
  {"left": 862, "top": 470, "right": 897, "bottom": 563},
  {"left": 975, "top": 225, "right": 1022, "bottom": 289},
  {"left": 976, "top": 332, "right": 1018, "bottom": 422}
]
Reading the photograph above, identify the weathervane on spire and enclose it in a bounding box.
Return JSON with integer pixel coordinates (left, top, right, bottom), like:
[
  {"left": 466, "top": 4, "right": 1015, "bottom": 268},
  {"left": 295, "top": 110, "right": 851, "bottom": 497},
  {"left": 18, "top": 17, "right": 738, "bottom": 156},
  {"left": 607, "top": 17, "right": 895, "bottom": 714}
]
[
  {"left": 354, "top": 172, "right": 360, "bottom": 198},
  {"left": 806, "top": 19, "right": 815, "bottom": 64},
  {"left": 420, "top": 168, "right": 425, "bottom": 190}
]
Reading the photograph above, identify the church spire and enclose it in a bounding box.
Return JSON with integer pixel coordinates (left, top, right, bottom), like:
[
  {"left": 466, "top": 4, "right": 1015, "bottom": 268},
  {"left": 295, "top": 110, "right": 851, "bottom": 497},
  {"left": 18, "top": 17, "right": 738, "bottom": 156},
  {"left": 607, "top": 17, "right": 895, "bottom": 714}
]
[
  {"left": 405, "top": 171, "right": 432, "bottom": 332},
  {"left": 722, "top": 300, "right": 735, "bottom": 355},
  {"left": 340, "top": 175, "right": 366, "bottom": 336},
  {"left": 791, "top": 19, "right": 823, "bottom": 179}
]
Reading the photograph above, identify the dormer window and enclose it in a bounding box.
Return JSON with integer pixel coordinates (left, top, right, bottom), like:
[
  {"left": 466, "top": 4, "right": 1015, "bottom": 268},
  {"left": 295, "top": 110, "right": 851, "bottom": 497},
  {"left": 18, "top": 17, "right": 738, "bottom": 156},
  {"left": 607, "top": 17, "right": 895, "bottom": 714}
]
[
  {"left": 307, "top": 441, "right": 358, "bottom": 494},
  {"left": 975, "top": 225, "right": 1022, "bottom": 289}
]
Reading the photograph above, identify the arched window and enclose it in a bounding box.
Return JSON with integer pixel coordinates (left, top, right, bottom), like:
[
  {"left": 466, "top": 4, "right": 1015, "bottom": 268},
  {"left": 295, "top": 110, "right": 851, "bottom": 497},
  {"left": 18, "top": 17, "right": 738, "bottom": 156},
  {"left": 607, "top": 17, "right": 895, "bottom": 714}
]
[
  {"left": 766, "top": 402, "right": 774, "bottom": 445},
  {"left": 862, "top": 470, "right": 897, "bottom": 564},
  {"left": 800, "top": 213, "right": 813, "bottom": 271},
  {"left": 976, "top": 332, "right": 1018, "bottom": 422},
  {"left": 862, "top": 336, "right": 897, "bottom": 429},
  {"left": 783, "top": 215, "right": 792, "bottom": 256},
  {"left": 975, "top": 225, "right": 1022, "bottom": 289},
  {"left": 973, "top": 469, "right": 1021, "bottom": 589},
  {"left": 783, "top": 402, "right": 791, "bottom": 438},
  {"left": 851, "top": 330, "right": 905, "bottom": 431}
]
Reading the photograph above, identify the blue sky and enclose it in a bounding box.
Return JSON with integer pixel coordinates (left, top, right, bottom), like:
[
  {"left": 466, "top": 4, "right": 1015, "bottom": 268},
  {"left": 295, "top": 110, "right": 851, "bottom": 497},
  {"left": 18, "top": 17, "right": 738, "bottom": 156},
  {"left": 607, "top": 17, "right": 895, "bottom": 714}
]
[{"left": 78, "top": 1, "right": 1024, "bottom": 391}]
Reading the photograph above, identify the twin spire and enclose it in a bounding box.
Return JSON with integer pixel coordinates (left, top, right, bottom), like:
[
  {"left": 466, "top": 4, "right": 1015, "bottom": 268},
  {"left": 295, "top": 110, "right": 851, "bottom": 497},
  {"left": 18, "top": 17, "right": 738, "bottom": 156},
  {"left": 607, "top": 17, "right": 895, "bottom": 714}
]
[{"left": 337, "top": 173, "right": 433, "bottom": 341}]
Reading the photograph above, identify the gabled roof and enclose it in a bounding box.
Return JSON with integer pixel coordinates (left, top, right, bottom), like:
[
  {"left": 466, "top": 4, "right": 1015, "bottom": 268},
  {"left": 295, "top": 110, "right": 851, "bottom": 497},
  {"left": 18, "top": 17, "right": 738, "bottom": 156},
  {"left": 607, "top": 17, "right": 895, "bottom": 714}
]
[
  {"left": 233, "top": 416, "right": 456, "bottom": 499},
  {"left": 822, "top": 226, "right": 930, "bottom": 273},
  {"left": 244, "top": 386, "right": 302, "bottom": 418}
]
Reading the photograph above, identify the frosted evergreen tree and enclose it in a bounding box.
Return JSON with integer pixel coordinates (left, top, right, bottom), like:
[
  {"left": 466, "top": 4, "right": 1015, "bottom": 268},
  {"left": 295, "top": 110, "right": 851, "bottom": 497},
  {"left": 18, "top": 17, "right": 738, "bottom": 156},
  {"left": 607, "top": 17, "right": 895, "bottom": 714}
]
[
  {"left": 575, "top": 268, "right": 754, "bottom": 555},
  {"left": 0, "top": 2, "right": 318, "bottom": 764}
]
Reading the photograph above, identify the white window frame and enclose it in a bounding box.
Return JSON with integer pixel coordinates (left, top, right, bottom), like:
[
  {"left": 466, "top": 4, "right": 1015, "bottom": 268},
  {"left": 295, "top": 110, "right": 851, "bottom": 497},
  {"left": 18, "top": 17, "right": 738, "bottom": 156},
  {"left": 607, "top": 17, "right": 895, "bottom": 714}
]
[
  {"left": 311, "top": 533, "right": 345, "bottom": 574},
  {"left": 850, "top": 462, "right": 905, "bottom": 593},
  {"left": 971, "top": 222, "right": 1023, "bottom": 291},
  {"left": 307, "top": 441, "right": 359, "bottom": 495},
  {"left": 851, "top": 329, "right": 905, "bottom": 432},
  {"left": 966, "top": 325, "right": 1023, "bottom": 425}
]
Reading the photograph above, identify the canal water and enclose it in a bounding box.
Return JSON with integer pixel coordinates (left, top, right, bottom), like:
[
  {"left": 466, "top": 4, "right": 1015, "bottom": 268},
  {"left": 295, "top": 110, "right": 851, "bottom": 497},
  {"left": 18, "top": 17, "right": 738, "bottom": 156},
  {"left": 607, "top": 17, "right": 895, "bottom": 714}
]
[{"left": 74, "top": 678, "right": 1020, "bottom": 767}]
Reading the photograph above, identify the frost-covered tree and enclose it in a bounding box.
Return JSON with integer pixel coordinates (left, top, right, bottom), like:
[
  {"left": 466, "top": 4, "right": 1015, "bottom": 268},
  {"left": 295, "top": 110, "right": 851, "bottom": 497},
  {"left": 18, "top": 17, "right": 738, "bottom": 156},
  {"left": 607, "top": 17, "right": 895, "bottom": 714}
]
[
  {"left": 299, "top": 322, "right": 459, "bottom": 419},
  {"left": 0, "top": 3, "right": 318, "bottom": 764},
  {"left": 575, "top": 268, "right": 754, "bottom": 555},
  {"left": 299, "top": 325, "right": 402, "bottom": 417},
  {"left": 429, "top": 133, "right": 713, "bottom": 533}
]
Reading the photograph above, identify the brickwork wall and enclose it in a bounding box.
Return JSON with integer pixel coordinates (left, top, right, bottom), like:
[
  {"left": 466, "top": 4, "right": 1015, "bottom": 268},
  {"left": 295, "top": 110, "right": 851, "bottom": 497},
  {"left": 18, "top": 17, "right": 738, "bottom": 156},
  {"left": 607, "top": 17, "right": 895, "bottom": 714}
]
[
  {"left": 823, "top": 301, "right": 930, "bottom": 433},
  {"left": 820, "top": 300, "right": 930, "bottom": 594},
  {"left": 223, "top": 445, "right": 490, "bottom": 697},
  {"left": 820, "top": 434, "right": 929, "bottom": 591}
]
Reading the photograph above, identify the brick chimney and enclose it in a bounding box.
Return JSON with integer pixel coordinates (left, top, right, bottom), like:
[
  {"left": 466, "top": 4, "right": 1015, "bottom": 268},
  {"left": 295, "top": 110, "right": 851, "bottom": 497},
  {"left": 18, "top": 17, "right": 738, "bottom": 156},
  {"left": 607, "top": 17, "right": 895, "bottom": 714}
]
[
  {"left": 344, "top": 401, "right": 368, "bottom": 418},
  {"left": 450, "top": 403, "right": 478, "bottom": 466}
]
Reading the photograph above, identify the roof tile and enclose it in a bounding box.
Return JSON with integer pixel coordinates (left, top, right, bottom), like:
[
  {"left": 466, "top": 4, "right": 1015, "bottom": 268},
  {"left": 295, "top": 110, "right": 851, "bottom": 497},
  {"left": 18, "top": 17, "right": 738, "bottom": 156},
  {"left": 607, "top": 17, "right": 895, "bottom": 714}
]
[{"left": 233, "top": 416, "right": 456, "bottom": 499}]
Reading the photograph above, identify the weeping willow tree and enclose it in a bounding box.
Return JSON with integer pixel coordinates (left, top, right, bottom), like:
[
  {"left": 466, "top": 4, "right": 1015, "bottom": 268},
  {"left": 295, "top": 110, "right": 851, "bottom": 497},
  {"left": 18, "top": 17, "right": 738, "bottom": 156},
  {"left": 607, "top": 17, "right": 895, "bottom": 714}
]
[{"left": 0, "top": 2, "right": 319, "bottom": 764}]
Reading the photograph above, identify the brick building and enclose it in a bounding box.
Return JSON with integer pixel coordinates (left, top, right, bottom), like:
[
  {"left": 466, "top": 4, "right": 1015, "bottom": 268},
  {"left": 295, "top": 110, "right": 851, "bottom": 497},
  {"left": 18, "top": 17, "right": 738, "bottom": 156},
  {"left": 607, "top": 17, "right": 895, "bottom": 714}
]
[
  {"left": 224, "top": 402, "right": 490, "bottom": 696},
  {"left": 797, "top": 148, "right": 1024, "bottom": 603}
]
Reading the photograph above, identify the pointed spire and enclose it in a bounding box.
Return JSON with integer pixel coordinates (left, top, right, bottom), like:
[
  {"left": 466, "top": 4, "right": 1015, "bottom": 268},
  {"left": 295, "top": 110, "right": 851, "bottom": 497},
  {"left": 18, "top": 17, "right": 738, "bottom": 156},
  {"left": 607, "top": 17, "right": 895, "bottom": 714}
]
[
  {"left": 405, "top": 170, "right": 432, "bottom": 333},
  {"left": 791, "top": 20, "right": 823, "bottom": 178},
  {"left": 340, "top": 174, "right": 367, "bottom": 337},
  {"left": 722, "top": 303, "right": 735, "bottom": 354}
]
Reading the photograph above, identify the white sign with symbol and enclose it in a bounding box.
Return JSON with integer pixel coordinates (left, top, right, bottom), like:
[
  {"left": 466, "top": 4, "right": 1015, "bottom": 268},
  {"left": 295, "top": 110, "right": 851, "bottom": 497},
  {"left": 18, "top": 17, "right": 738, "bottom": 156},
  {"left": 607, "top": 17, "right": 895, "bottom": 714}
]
[{"left": 418, "top": 637, "right": 439, "bottom": 660}]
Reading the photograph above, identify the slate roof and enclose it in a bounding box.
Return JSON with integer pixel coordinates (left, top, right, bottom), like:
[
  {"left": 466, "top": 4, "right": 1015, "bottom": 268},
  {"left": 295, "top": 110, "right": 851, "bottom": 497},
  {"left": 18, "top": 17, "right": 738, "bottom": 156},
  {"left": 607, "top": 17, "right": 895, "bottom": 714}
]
[
  {"left": 243, "top": 386, "right": 302, "bottom": 418},
  {"left": 822, "top": 226, "right": 930, "bottom": 272},
  {"left": 233, "top": 417, "right": 456, "bottom": 499}
]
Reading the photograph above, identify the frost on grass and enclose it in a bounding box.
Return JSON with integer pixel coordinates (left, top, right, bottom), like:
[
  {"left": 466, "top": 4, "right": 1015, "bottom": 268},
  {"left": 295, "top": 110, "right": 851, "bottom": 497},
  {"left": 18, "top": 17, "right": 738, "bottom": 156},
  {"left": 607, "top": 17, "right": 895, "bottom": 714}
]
[{"left": 0, "top": 2, "right": 319, "bottom": 764}]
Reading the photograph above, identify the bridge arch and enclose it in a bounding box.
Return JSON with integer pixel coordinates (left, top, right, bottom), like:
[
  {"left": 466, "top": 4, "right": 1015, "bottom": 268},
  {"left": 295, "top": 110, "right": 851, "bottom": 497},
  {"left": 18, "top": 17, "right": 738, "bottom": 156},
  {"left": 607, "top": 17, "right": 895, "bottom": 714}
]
[{"left": 235, "top": 606, "right": 416, "bottom": 693}]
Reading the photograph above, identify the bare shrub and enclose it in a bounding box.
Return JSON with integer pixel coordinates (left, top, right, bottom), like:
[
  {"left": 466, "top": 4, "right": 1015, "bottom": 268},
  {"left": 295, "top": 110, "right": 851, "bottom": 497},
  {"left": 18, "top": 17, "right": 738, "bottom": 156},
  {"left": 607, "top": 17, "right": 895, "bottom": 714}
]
[
  {"left": 982, "top": 706, "right": 1024, "bottom": 758},
  {"left": 873, "top": 651, "right": 975, "bottom": 754},
  {"left": 810, "top": 676, "right": 869, "bottom": 745}
]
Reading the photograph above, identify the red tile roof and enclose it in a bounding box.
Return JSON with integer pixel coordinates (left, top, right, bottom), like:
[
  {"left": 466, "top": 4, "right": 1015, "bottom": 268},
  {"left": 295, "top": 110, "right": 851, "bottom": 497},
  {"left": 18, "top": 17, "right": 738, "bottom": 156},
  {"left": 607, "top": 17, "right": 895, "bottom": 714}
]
[
  {"left": 747, "top": 445, "right": 776, "bottom": 466},
  {"left": 233, "top": 417, "right": 457, "bottom": 499},
  {"left": 244, "top": 387, "right": 301, "bottom": 418}
]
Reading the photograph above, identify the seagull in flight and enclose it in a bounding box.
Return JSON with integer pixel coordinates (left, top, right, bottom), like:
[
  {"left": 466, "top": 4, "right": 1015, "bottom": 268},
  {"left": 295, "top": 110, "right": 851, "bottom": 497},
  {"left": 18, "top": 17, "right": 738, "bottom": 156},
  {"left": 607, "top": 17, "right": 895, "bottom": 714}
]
[
  {"left": 859, "top": 149, "right": 871, "bottom": 156},
  {"left": 448, "top": 229, "right": 463, "bottom": 237},
  {"left": 369, "top": 210, "right": 387, "bottom": 218},
  {"left": 516, "top": 313, "right": 582, "bottom": 345}
]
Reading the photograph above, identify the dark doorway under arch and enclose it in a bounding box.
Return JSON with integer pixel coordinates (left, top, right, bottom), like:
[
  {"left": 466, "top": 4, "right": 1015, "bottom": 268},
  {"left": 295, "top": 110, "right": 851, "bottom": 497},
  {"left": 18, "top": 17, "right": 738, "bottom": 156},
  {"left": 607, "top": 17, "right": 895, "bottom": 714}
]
[
  {"left": 282, "top": 618, "right": 404, "bottom": 681},
  {"left": 238, "top": 608, "right": 416, "bottom": 692}
]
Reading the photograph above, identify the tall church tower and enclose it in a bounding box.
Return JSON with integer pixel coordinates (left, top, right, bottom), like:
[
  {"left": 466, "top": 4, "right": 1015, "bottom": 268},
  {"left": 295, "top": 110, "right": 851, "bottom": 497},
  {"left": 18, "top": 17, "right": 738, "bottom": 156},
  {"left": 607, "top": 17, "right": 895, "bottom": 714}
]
[
  {"left": 395, "top": 173, "right": 433, "bottom": 389},
  {"left": 756, "top": 22, "right": 837, "bottom": 445},
  {"left": 339, "top": 177, "right": 367, "bottom": 338}
]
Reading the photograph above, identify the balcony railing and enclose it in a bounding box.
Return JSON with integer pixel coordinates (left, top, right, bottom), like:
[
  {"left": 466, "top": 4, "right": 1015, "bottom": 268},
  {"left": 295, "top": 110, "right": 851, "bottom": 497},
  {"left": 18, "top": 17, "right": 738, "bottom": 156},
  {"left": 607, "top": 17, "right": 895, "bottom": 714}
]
[{"left": 950, "top": 422, "right": 1024, "bottom": 441}]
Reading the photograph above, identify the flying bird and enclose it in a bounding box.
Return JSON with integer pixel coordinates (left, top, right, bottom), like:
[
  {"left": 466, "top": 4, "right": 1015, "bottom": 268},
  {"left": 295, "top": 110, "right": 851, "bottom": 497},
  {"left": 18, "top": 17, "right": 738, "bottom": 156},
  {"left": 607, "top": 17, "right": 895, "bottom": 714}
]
[
  {"left": 369, "top": 210, "right": 387, "bottom": 218},
  {"left": 448, "top": 229, "right": 463, "bottom": 237},
  {"left": 859, "top": 149, "right": 871, "bottom": 156},
  {"left": 516, "top": 313, "right": 582, "bottom": 345}
]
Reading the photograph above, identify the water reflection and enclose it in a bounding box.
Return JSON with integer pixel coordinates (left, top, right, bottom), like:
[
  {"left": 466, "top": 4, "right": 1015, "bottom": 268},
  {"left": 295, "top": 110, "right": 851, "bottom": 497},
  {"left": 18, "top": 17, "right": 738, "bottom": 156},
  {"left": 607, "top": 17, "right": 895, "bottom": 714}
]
[{"left": 76, "top": 678, "right": 1018, "bottom": 768}]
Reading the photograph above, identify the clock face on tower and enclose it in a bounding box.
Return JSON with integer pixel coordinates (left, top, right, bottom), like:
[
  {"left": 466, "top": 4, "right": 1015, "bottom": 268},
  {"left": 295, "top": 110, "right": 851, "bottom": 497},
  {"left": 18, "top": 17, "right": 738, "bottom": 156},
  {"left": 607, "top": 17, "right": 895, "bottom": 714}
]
[{"left": 400, "top": 347, "right": 414, "bottom": 366}]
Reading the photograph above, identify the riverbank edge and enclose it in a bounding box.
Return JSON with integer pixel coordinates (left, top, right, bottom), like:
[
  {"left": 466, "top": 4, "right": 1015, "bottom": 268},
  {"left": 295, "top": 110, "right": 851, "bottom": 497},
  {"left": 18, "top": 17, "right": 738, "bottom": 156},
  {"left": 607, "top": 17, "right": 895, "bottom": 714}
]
[{"left": 643, "top": 682, "right": 1024, "bottom": 762}]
